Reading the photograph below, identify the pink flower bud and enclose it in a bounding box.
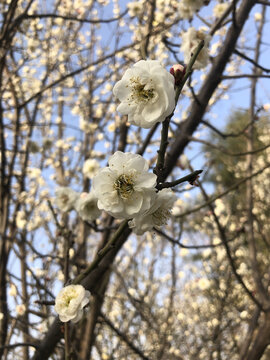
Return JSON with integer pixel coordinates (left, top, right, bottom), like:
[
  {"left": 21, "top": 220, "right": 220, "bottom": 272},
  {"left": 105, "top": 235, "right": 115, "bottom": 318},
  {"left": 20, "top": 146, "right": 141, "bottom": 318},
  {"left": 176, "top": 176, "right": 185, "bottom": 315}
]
[{"left": 170, "top": 64, "right": 186, "bottom": 85}]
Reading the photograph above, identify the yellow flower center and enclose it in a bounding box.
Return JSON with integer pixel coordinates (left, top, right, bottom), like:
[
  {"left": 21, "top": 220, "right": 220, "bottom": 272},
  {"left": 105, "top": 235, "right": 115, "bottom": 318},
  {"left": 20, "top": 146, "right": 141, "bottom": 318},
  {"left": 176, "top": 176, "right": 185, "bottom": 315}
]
[
  {"left": 114, "top": 174, "right": 134, "bottom": 200},
  {"left": 129, "top": 77, "right": 157, "bottom": 104},
  {"left": 63, "top": 289, "right": 77, "bottom": 307}
]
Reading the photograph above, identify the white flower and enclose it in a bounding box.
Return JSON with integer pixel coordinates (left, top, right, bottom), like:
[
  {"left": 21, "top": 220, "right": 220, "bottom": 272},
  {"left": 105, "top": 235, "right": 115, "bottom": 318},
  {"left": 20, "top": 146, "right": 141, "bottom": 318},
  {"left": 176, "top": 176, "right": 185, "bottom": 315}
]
[
  {"left": 92, "top": 151, "right": 157, "bottom": 219},
  {"left": 128, "top": 188, "right": 176, "bottom": 235},
  {"left": 55, "top": 284, "right": 90, "bottom": 323},
  {"left": 16, "top": 304, "right": 26, "bottom": 316},
  {"left": 181, "top": 27, "right": 211, "bottom": 69},
  {"left": 113, "top": 60, "right": 175, "bottom": 129},
  {"left": 179, "top": 0, "right": 204, "bottom": 20},
  {"left": 263, "top": 103, "right": 270, "bottom": 111},
  {"left": 83, "top": 159, "right": 100, "bottom": 179},
  {"left": 197, "top": 278, "right": 211, "bottom": 290},
  {"left": 9, "top": 284, "right": 17, "bottom": 297},
  {"left": 127, "top": 1, "right": 143, "bottom": 17},
  {"left": 254, "top": 12, "right": 262, "bottom": 22},
  {"left": 75, "top": 192, "right": 101, "bottom": 221},
  {"left": 16, "top": 211, "right": 27, "bottom": 229},
  {"left": 213, "top": 3, "right": 229, "bottom": 18},
  {"left": 55, "top": 187, "right": 78, "bottom": 212}
]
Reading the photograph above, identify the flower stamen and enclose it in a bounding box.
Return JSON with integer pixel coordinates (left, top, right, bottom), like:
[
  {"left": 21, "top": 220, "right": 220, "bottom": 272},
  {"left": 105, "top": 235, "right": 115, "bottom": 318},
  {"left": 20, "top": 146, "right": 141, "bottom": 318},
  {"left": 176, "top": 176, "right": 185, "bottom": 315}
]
[
  {"left": 114, "top": 174, "right": 134, "bottom": 200},
  {"left": 152, "top": 208, "right": 171, "bottom": 226},
  {"left": 129, "top": 77, "right": 157, "bottom": 104}
]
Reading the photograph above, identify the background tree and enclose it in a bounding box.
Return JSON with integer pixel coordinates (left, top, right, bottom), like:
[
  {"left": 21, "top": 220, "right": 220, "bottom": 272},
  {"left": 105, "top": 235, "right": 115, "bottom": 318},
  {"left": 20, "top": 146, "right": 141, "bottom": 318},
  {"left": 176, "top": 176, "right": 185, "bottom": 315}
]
[{"left": 1, "top": 0, "right": 270, "bottom": 359}]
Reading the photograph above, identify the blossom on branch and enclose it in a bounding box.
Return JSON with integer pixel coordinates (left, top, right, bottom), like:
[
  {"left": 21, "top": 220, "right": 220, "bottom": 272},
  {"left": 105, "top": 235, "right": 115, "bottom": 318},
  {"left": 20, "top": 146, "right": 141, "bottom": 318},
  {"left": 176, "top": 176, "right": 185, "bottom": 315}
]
[
  {"left": 92, "top": 151, "right": 157, "bottom": 219},
  {"left": 213, "top": 3, "right": 229, "bottom": 18},
  {"left": 75, "top": 192, "right": 101, "bottom": 221},
  {"left": 55, "top": 187, "right": 78, "bottom": 212},
  {"left": 181, "top": 27, "right": 211, "bottom": 70},
  {"left": 83, "top": 158, "right": 100, "bottom": 179},
  {"left": 178, "top": 0, "right": 205, "bottom": 20},
  {"left": 113, "top": 60, "right": 175, "bottom": 129},
  {"left": 55, "top": 284, "right": 90, "bottom": 323},
  {"left": 128, "top": 188, "right": 177, "bottom": 235},
  {"left": 127, "top": 1, "right": 143, "bottom": 17}
]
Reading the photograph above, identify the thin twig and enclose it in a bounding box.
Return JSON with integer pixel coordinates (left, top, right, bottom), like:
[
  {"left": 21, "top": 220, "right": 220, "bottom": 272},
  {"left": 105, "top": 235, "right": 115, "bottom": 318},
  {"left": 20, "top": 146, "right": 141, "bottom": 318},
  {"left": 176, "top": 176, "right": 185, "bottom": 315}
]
[
  {"left": 156, "top": 170, "right": 203, "bottom": 190},
  {"left": 233, "top": 49, "right": 270, "bottom": 73},
  {"left": 154, "top": 40, "right": 205, "bottom": 182}
]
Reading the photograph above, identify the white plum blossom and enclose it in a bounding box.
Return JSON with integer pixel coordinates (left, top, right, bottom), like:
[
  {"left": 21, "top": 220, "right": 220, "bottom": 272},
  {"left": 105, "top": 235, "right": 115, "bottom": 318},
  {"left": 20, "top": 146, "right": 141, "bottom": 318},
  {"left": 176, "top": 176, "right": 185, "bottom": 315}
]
[
  {"left": 113, "top": 60, "right": 175, "bottom": 129},
  {"left": 254, "top": 12, "right": 262, "bottom": 22},
  {"left": 181, "top": 27, "right": 211, "bottom": 70},
  {"left": 128, "top": 188, "right": 176, "bottom": 235},
  {"left": 9, "top": 284, "right": 17, "bottom": 297},
  {"left": 263, "top": 103, "right": 270, "bottom": 111},
  {"left": 83, "top": 159, "right": 100, "bottom": 179},
  {"left": 55, "top": 187, "right": 78, "bottom": 212},
  {"left": 92, "top": 151, "right": 157, "bottom": 219},
  {"left": 75, "top": 192, "right": 101, "bottom": 221},
  {"left": 16, "top": 304, "right": 26, "bottom": 316},
  {"left": 55, "top": 284, "right": 90, "bottom": 323},
  {"left": 213, "top": 3, "right": 229, "bottom": 18},
  {"left": 178, "top": 0, "right": 205, "bottom": 20},
  {"left": 16, "top": 211, "right": 27, "bottom": 229},
  {"left": 127, "top": 1, "right": 143, "bottom": 17}
]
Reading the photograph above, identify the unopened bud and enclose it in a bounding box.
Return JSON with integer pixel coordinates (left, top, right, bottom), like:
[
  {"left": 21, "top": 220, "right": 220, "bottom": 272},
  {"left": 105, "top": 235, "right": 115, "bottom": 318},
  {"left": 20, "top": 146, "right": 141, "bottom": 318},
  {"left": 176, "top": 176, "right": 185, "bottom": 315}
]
[{"left": 170, "top": 64, "right": 186, "bottom": 85}]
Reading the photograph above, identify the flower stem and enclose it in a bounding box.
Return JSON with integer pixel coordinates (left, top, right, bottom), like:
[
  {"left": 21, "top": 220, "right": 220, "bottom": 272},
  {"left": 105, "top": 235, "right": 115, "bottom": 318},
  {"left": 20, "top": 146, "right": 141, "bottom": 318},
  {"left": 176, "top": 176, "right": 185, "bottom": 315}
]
[
  {"left": 175, "top": 40, "right": 205, "bottom": 102},
  {"left": 154, "top": 40, "right": 205, "bottom": 183},
  {"left": 64, "top": 323, "right": 70, "bottom": 360}
]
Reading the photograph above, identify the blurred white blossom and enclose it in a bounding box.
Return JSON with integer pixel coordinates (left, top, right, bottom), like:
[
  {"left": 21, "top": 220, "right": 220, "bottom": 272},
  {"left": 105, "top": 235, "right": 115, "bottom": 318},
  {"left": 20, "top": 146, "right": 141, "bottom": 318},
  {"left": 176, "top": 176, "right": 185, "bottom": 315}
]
[
  {"left": 75, "top": 192, "right": 101, "bottom": 221},
  {"left": 9, "top": 284, "right": 17, "bottom": 297},
  {"left": 82, "top": 159, "right": 100, "bottom": 179},
  {"left": 181, "top": 27, "right": 211, "bottom": 69},
  {"left": 16, "top": 304, "right": 26, "bottom": 316},
  {"left": 55, "top": 187, "right": 78, "bottom": 212},
  {"left": 213, "top": 3, "right": 229, "bottom": 18},
  {"left": 127, "top": 1, "right": 143, "bottom": 17},
  {"left": 179, "top": 0, "right": 204, "bottom": 19}
]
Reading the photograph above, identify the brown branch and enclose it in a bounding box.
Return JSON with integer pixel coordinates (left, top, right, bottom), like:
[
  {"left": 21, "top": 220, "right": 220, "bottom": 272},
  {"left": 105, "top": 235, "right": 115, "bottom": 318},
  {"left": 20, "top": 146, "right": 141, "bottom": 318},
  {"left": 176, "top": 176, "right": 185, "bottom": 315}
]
[
  {"left": 233, "top": 48, "right": 270, "bottom": 73},
  {"left": 100, "top": 313, "right": 151, "bottom": 360},
  {"left": 0, "top": 342, "right": 38, "bottom": 351},
  {"left": 222, "top": 73, "right": 270, "bottom": 79},
  {"left": 189, "top": 136, "right": 270, "bottom": 156},
  {"left": 156, "top": 170, "right": 203, "bottom": 190},
  {"left": 21, "top": 9, "right": 128, "bottom": 24},
  {"left": 176, "top": 162, "right": 270, "bottom": 218}
]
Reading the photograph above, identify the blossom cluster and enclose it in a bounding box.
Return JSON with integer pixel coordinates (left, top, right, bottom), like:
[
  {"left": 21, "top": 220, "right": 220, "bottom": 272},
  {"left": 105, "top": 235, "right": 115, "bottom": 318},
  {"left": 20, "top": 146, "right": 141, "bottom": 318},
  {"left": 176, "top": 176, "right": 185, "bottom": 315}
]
[
  {"left": 54, "top": 60, "right": 179, "bottom": 323},
  {"left": 55, "top": 60, "right": 178, "bottom": 236},
  {"left": 181, "top": 27, "right": 211, "bottom": 70}
]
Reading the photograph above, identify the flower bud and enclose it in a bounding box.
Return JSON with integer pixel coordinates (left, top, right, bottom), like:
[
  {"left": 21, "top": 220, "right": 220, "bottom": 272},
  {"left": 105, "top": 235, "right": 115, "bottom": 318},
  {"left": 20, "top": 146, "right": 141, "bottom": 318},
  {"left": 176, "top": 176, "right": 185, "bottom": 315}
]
[{"left": 170, "top": 64, "right": 186, "bottom": 85}]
